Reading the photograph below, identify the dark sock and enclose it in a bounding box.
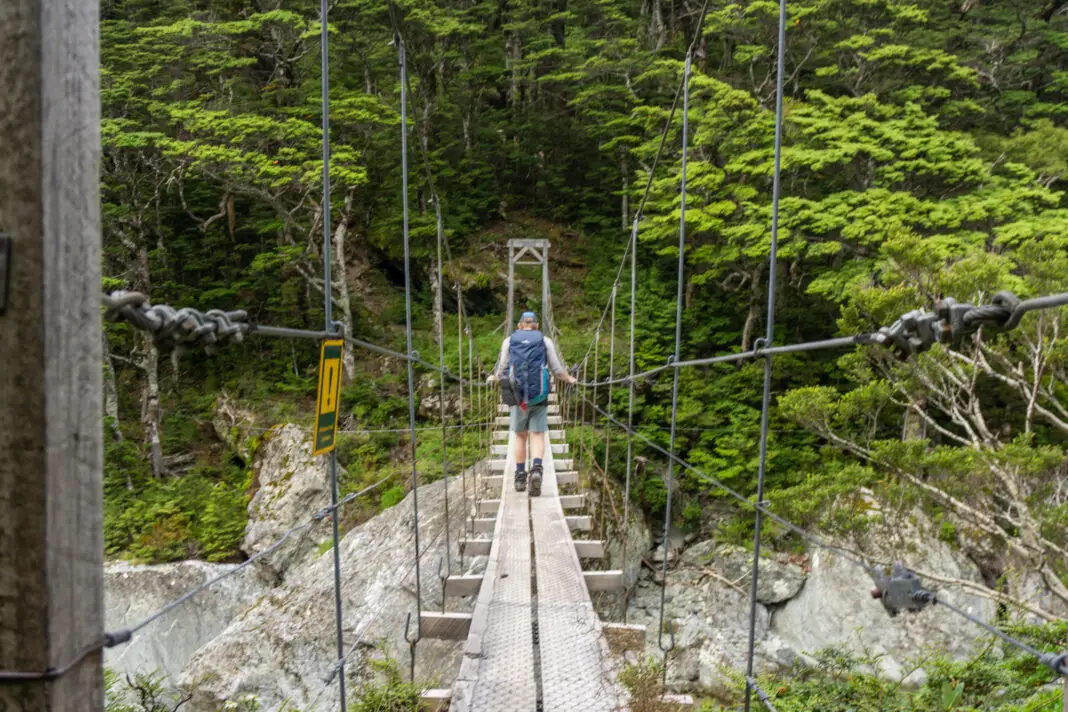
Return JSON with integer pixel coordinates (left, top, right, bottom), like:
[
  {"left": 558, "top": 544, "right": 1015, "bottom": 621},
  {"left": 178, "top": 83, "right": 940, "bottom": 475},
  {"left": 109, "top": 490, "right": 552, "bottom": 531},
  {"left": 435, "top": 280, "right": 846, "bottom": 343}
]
[
  {"left": 516, "top": 463, "right": 526, "bottom": 475},
  {"left": 533, "top": 458, "right": 543, "bottom": 468}
]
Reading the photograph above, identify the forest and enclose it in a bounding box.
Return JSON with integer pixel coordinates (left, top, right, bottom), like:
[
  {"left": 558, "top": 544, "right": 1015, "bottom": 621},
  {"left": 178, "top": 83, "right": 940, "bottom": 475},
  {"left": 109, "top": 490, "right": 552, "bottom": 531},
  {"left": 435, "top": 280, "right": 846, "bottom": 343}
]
[{"left": 98, "top": 0, "right": 1068, "bottom": 707}]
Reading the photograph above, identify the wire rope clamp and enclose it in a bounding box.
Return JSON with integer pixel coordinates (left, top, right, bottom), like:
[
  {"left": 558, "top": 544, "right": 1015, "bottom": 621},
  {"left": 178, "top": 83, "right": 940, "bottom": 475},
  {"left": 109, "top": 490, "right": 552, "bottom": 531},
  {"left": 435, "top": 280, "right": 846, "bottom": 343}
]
[
  {"left": 1041, "top": 651, "right": 1068, "bottom": 677},
  {"left": 871, "top": 562, "right": 934, "bottom": 616},
  {"left": 0, "top": 234, "right": 10, "bottom": 316}
]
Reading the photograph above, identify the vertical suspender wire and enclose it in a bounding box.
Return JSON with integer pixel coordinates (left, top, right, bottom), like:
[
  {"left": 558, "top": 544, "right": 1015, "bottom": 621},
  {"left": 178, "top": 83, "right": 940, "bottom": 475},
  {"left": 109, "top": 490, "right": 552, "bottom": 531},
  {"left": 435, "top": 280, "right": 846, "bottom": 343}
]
[
  {"left": 743, "top": 0, "right": 786, "bottom": 707},
  {"left": 473, "top": 360, "right": 483, "bottom": 538},
  {"left": 463, "top": 308, "right": 473, "bottom": 557},
  {"left": 397, "top": 34, "right": 423, "bottom": 682},
  {"left": 468, "top": 327, "right": 477, "bottom": 464},
  {"left": 476, "top": 359, "right": 483, "bottom": 468},
  {"left": 622, "top": 217, "right": 639, "bottom": 623},
  {"left": 658, "top": 50, "right": 692, "bottom": 683},
  {"left": 601, "top": 291, "right": 617, "bottom": 542},
  {"left": 319, "top": 1, "right": 346, "bottom": 707},
  {"left": 457, "top": 287, "right": 468, "bottom": 550},
  {"left": 434, "top": 201, "right": 451, "bottom": 582},
  {"left": 581, "top": 359, "right": 589, "bottom": 477},
  {"left": 592, "top": 330, "right": 601, "bottom": 523}
]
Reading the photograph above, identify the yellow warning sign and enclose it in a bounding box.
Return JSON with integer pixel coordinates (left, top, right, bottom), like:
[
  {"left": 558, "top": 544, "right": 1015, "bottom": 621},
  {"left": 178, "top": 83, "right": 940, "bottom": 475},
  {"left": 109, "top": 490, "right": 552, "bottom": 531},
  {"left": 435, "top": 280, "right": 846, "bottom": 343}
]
[{"left": 312, "top": 339, "right": 344, "bottom": 456}]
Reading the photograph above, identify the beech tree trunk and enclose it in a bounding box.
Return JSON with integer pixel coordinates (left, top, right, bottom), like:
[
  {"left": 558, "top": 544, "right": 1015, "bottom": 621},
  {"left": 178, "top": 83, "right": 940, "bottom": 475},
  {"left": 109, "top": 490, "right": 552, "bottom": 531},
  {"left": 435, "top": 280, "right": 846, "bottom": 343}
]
[{"left": 333, "top": 190, "right": 357, "bottom": 381}]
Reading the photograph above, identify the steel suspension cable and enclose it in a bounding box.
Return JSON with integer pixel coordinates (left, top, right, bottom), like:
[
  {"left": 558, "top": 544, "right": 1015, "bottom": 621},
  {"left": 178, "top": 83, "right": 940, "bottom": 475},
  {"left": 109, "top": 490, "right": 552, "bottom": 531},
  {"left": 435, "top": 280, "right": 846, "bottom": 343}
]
[
  {"left": 592, "top": 330, "right": 601, "bottom": 500},
  {"left": 85, "top": 473, "right": 395, "bottom": 681},
  {"left": 319, "top": 0, "right": 346, "bottom": 705},
  {"left": 394, "top": 31, "right": 424, "bottom": 676},
  {"left": 601, "top": 289, "right": 618, "bottom": 542},
  {"left": 477, "top": 359, "right": 484, "bottom": 471},
  {"left": 744, "top": 0, "right": 787, "bottom": 706},
  {"left": 657, "top": 50, "right": 693, "bottom": 683},
  {"left": 458, "top": 284, "right": 468, "bottom": 546},
  {"left": 574, "top": 0, "right": 714, "bottom": 370},
  {"left": 435, "top": 200, "right": 452, "bottom": 581},
  {"left": 576, "top": 390, "right": 1068, "bottom": 683},
  {"left": 303, "top": 513, "right": 455, "bottom": 711},
  {"left": 622, "top": 217, "right": 639, "bottom": 623},
  {"left": 581, "top": 358, "right": 590, "bottom": 475}
]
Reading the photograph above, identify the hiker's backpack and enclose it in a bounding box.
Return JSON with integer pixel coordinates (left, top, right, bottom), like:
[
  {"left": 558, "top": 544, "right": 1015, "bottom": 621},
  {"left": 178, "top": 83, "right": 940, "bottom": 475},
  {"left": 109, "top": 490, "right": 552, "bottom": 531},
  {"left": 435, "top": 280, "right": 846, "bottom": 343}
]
[{"left": 504, "top": 329, "right": 551, "bottom": 407}]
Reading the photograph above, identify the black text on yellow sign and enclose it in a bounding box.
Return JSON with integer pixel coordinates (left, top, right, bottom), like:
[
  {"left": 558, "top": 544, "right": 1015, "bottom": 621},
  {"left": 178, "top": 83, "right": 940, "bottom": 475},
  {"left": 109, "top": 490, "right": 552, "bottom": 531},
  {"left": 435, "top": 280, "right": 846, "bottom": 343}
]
[{"left": 313, "top": 339, "right": 345, "bottom": 456}]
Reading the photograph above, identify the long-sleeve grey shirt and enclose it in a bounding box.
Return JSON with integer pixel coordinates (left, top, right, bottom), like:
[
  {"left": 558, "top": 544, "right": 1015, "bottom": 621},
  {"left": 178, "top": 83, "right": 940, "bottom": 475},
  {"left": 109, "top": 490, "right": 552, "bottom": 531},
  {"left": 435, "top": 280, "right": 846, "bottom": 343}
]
[{"left": 493, "top": 333, "right": 567, "bottom": 380}]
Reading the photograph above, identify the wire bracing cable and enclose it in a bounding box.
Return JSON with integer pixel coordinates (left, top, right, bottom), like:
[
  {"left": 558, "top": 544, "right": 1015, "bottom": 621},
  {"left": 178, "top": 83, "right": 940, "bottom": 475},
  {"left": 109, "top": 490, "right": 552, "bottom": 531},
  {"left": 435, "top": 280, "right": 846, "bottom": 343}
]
[
  {"left": 656, "top": 50, "right": 693, "bottom": 679},
  {"left": 743, "top": 0, "right": 788, "bottom": 708},
  {"left": 393, "top": 28, "right": 424, "bottom": 672}
]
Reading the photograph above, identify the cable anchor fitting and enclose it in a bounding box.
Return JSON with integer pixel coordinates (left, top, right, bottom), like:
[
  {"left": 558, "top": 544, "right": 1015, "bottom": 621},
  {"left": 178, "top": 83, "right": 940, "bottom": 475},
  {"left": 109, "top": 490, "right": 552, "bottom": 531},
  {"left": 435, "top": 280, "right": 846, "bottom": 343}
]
[
  {"left": 871, "top": 562, "right": 935, "bottom": 617},
  {"left": 873, "top": 291, "right": 1023, "bottom": 359}
]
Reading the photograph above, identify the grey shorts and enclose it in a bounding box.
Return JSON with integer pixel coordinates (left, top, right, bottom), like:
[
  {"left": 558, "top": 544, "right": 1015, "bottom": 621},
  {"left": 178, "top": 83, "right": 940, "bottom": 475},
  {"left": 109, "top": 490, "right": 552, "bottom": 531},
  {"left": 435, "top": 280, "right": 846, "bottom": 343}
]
[{"left": 510, "top": 403, "right": 549, "bottom": 433}]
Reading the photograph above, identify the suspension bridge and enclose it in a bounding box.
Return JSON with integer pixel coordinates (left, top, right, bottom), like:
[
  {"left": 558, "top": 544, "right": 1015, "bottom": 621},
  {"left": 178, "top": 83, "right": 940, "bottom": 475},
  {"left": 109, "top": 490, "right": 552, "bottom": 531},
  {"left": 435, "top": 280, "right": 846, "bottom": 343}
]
[{"left": 6, "top": 0, "right": 1068, "bottom": 707}]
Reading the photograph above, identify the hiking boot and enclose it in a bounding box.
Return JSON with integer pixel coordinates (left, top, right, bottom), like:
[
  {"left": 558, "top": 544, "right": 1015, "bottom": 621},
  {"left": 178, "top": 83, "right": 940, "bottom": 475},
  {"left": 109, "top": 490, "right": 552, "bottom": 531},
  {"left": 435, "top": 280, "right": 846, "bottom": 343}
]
[
  {"left": 528, "top": 464, "right": 543, "bottom": 497},
  {"left": 514, "top": 472, "right": 527, "bottom": 492}
]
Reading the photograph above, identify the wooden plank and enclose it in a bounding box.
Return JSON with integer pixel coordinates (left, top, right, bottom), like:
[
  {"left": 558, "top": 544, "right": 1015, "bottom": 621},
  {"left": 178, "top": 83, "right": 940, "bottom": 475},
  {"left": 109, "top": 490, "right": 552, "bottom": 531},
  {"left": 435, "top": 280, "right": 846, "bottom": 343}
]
[
  {"left": 472, "top": 517, "right": 496, "bottom": 533},
  {"left": 583, "top": 571, "right": 624, "bottom": 592},
  {"left": 420, "top": 612, "right": 473, "bottom": 641},
  {"left": 421, "top": 689, "right": 452, "bottom": 712},
  {"left": 444, "top": 575, "right": 484, "bottom": 598},
  {"left": 478, "top": 499, "right": 500, "bottom": 515},
  {"left": 573, "top": 540, "right": 606, "bottom": 559},
  {"left": 483, "top": 474, "right": 504, "bottom": 490},
  {"left": 461, "top": 539, "right": 491, "bottom": 556},
  {"left": 489, "top": 459, "right": 507, "bottom": 471},
  {"left": 556, "top": 458, "right": 574, "bottom": 470},
  {"left": 602, "top": 623, "right": 647, "bottom": 653},
  {"left": 556, "top": 471, "right": 579, "bottom": 486},
  {"left": 559, "top": 494, "right": 586, "bottom": 509},
  {"left": 566, "top": 516, "right": 592, "bottom": 531},
  {"left": 0, "top": 0, "right": 104, "bottom": 706}
]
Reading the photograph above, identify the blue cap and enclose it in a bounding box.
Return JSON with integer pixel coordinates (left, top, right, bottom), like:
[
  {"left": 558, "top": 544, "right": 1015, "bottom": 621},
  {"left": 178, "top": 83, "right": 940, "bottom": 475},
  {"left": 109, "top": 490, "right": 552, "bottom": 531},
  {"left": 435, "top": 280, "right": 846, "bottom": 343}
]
[{"left": 520, "top": 311, "right": 537, "bottom": 321}]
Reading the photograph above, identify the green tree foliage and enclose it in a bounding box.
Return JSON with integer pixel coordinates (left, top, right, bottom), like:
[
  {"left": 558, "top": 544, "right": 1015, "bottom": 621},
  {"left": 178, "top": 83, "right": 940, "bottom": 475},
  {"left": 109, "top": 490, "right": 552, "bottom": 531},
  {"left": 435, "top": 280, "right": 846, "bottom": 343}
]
[{"left": 98, "top": 0, "right": 1068, "bottom": 609}]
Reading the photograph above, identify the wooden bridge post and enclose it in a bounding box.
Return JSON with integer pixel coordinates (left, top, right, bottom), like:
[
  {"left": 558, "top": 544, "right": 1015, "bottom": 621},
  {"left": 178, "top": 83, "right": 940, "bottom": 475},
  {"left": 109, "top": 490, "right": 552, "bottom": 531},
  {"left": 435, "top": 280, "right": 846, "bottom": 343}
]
[
  {"left": 541, "top": 242, "right": 551, "bottom": 330},
  {"left": 0, "top": 0, "right": 104, "bottom": 708},
  {"left": 507, "top": 241, "right": 516, "bottom": 330}
]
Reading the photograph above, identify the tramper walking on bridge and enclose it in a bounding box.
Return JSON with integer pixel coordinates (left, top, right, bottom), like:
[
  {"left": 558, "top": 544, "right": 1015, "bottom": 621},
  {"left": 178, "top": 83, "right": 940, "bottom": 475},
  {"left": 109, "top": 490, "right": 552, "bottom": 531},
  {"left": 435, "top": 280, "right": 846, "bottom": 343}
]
[{"left": 488, "top": 311, "right": 576, "bottom": 496}]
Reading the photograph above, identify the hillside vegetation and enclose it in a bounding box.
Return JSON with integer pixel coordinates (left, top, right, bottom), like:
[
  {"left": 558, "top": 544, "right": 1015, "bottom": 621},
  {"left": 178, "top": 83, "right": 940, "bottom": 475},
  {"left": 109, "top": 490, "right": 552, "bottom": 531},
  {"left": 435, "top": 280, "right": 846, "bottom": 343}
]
[{"left": 100, "top": 0, "right": 1068, "bottom": 705}]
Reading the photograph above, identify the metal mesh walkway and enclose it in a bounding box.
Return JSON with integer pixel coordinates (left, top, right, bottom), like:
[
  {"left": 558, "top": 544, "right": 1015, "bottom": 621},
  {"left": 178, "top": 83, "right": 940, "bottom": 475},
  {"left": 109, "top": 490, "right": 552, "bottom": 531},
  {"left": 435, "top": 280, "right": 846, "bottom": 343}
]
[
  {"left": 450, "top": 431, "right": 537, "bottom": 711},
  {"left": 444, "top": 428, "right": 624, "bottom": 711},
  {"left": 533, "top": 441, "right": 624, "bottom": 711}
]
